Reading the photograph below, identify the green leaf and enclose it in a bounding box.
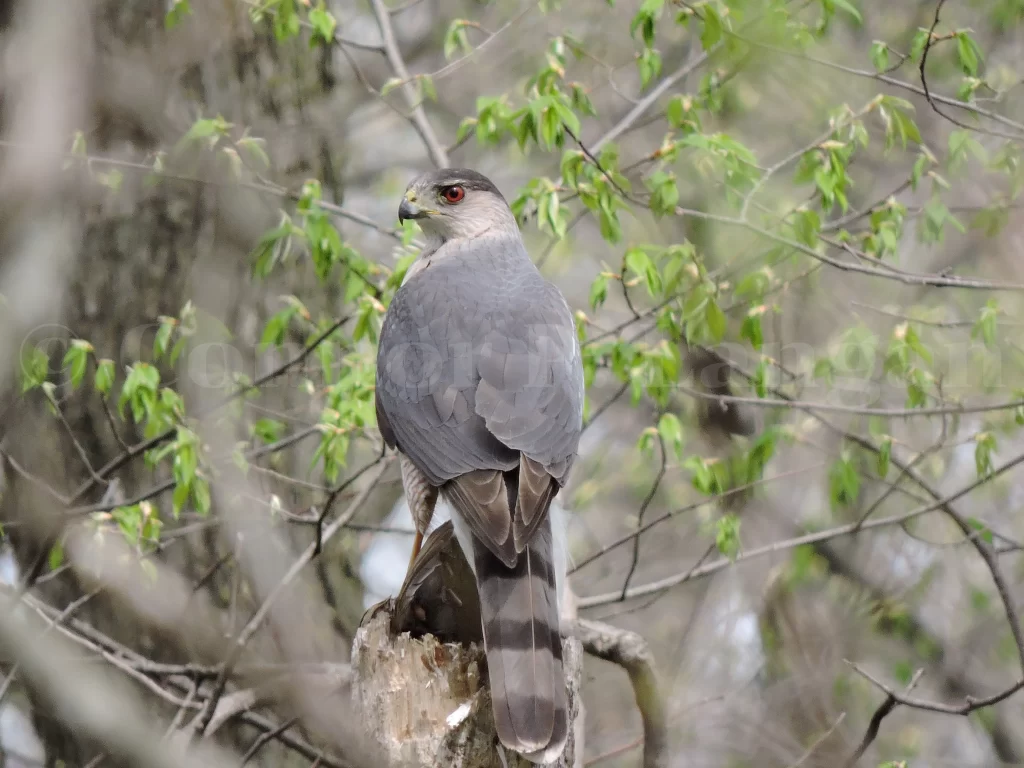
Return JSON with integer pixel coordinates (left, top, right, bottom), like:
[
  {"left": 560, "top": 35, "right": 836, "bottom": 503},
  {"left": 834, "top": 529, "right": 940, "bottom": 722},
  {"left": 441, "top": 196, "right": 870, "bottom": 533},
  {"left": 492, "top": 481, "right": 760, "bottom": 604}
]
[
  {"left": 645, "top": 170, "right": 679, "bottom": 217},
  {"left": 172, "top": 482, "right": 190, "bottom": 517},
  {"left": 829, "top": 452, "right": 861, "bottom": 509},
  {"left": 955, "top": 31, "right": 982, "bottom": 76},
  {"left": 48, "top": 540, "right": 64, "bottom": 571},
  {"left": 793, "top": 208, "right": 821, "bottom": 248},
  {"left": 870, "top": 40, "right": 889, "bottom": 72},
  {"left": 970, "top": 587, "right": 990, "bottom": 613},
  {"left": 181, "top": 115, "right": 232, "bottom": 147},
  {"left": 629, "top": 0, "right": 663, "bottom": 47},
  {"left": 876, "top": 435, "right": 892, "bottom": 478},
  {"left": 561, "top": 150, "right": 585, "bottom": 189},
  {"left": 919, "top": 196, "right": 964, "bottom": 243},
  {"left": 624, "top": 248, "right": 662, "bottom": 297},
  {"left": 684, "top": 455, "right": 723, "bottom": 495},
  {"left": 975, "top": 432, "right": 996, "bottom": 478},
  {"left": 253, "top": 418, "right": 285, "bottom": 444},
  {"left": 909, "top": 27, "right": 930, "bottom": 63},
  {"left": 657, "top": 412, "right": 684, "bottom": 459},
  {"left": 271, "top": 0, "right": 301, "bottom": 40},
  {"left": 735, "top": 269, "right": 771, "bottom": 299},
  {"left": 715, "top": 514, "right": 741, "bottom": 560},
  {"left": 153, "top": 321, "right": 174, "bottom": 361},
  {"left": 637, "top": 427, "right": 657, "bottom": 457},
  {"left": 666, "top": 95, "right": 700, "bottom": 134},
  {"left": 237, "top": 136, "right": 270, "bottom": 169},
  {"left": 19, "top": 346, "right": 49, "bottom": 393},
  {"left": 94, "top": 359, "right": 115, "bottom": 395},
  {"left": 251, "top": 212, "right": 298, "bottom": 278},
  {"left": 910, "top": 151, "right": 931, "bottom": 191},
  {"left": 893, "top": 659, "right": 914, "bottom": 686},
  {"left": 62, "top": 340, "right": 92, "bottom": 389},
  {"left": 813, "top": 357, "right": 834, "bottom": 386},
  {"left": 118, "top": 363, "right": 161, "bottom": 423},
  {"left": 192, "top": 476, "right": 212, "bottom": 516},
  {"left": 948, "top": 129, "right": 986, "bottom": 173},
  {"left": 971, "top": 206, "right": 1009, "bottom": 237},
  {"left": 589, "top": 273, "right": 610, "bottom": 309},
  {"left": 165, "top": 0, "right": 191, "bottom": 29},
  {"left": 637, "top": 48, "right": 662, "bottom": 89},
  {"left": 597, "top": 198, "right": 623, "bottom": 243},
  {"left": 905, "top": 325, "right": 932, "bottom": 365},
  {"left": 308, "top": 2, "right": 337, "bottom": 46},
  {"left": 753, "top": 359, "right": 768, "bottom": 398},
  {"left": 443, "top": 20, "right": 471, "bottom": 60},
  {"left": 539, "top": 187, "right": 568, "bottom": 239},
  {"left": 967, "top": 516, "right": 994, "bottom": 545},
  {"left": 419, "top": 74, "right": 437, "bottom": 103},
  {"left": 878, "top": 96, "right": 922, "bottom": 150},
  {"left": 705, "top": 299, "right": 726, "bottom": 343},
  {"left": 831, "top": 0, "right": 862, "bottom": 23},
  {"left": 740, "top": 313, "right": 763, "bottom": 350},
  {"left": 260, "top": 304, "right": 299, "bottom": 350},
  {"left": 700, "top": 5, "right": 723, "bottom": 50}
]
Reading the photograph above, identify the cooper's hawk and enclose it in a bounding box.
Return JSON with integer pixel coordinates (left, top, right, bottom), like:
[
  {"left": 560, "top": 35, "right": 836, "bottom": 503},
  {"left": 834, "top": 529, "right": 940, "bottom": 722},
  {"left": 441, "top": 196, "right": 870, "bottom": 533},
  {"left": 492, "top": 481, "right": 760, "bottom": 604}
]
[{"left": 375, "top": 168, "right": 582, "bottom": 763}]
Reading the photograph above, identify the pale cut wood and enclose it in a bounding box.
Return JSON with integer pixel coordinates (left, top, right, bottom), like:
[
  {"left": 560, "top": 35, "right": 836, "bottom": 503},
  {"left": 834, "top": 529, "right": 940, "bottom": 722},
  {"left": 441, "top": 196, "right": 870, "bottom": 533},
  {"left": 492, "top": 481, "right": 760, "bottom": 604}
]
[{"left": 351, "top": 521, "right": 582, "bottom": 768}]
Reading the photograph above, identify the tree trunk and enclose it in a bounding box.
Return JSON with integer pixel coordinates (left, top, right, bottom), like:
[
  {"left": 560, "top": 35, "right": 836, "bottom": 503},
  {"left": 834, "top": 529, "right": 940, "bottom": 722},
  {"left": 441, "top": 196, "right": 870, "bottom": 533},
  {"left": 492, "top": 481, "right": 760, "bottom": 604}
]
[
  {"left": 352, "top": 521, "right": 584, "bottom": 768},
  {"left": 352, "top": 609, "right": 583, "bottom": 768}
]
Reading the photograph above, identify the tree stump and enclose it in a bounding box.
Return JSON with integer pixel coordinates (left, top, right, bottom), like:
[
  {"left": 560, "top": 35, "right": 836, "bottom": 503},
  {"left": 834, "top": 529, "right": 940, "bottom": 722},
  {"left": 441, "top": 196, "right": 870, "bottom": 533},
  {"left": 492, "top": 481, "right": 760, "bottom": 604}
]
[{"left": 351, "top": 522, "right": 582, "bottom": 767}]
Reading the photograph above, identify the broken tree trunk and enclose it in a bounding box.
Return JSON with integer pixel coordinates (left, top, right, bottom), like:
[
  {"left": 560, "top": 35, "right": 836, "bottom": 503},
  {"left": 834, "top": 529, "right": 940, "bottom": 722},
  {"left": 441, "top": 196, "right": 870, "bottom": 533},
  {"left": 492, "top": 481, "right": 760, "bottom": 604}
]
[{"left": 351, "top": 521, "right": 583, "bottom": 768}]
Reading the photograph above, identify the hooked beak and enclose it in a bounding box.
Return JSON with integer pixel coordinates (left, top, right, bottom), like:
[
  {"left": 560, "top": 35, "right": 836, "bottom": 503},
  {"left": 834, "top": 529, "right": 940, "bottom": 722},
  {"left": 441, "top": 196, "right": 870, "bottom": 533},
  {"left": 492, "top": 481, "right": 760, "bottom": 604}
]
[{"left": 398, "top": 196, "right": 428, "bottom": 223}]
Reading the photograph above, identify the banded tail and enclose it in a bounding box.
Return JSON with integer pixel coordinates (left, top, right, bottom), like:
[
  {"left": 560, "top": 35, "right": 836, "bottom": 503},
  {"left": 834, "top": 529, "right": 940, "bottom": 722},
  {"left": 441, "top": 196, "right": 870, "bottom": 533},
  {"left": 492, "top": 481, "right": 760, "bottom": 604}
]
[{"left": 469, "top": 513, "right": 568, "bottom": 764}]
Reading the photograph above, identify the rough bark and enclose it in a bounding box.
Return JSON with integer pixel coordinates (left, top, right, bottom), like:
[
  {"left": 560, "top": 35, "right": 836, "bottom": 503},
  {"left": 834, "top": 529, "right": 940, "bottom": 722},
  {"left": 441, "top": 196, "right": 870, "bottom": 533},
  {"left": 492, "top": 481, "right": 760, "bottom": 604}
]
[
  {"left": 352, "top": 610, "right": 582, "bottom": 768},
  {"left": 352, "top": 521, "right": 583, "bottom": 768}
]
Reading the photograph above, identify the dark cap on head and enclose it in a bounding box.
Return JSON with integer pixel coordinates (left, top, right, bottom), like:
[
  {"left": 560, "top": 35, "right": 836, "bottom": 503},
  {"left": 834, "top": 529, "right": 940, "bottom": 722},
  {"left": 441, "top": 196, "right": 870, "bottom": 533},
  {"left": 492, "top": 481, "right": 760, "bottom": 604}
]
[{"left": 407, "top": 167, "right": 505, "bottom": 201}]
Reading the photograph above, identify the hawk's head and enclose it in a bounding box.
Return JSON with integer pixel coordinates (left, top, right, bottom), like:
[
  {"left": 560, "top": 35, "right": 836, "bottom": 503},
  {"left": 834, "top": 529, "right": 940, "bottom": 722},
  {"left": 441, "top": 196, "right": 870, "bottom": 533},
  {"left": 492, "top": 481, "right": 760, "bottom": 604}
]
[{"left": 398, "top": 168, "right": 515, "bottom": 243}]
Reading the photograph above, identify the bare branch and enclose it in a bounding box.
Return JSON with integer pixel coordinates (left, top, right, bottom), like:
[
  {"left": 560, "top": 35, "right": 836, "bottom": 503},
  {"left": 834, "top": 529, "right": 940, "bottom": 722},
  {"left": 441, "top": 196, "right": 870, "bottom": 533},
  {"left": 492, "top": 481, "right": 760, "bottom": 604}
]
[
  {"left": 0, "top": 591, "right": 234, "bottom": 768},
  {"left": 570, "top": 462, "right": 826, "bottom": 574},
  {"left": 575, "top": 619, "right": 667, "bottom": 768},
  {"left": 619, "top": 434, "right": 667, "bottom": 600},
  {"left": 370, "top": 0, "right": 450, "bottom": 168},
  {"left": 841, "top": 667, "right": 924, "bottom": 768},
  {"left": 674, "top": 383, "right": 1024, "bottom": 419},
  {"left": 787, "top": 712, "right": 846, "bottom": 768},
  {"left": 577, "top": 448, "right": 1024, "bottom": 608},
  {"left": 737, "top": 36, "right": 1024, "bottom": 139}
]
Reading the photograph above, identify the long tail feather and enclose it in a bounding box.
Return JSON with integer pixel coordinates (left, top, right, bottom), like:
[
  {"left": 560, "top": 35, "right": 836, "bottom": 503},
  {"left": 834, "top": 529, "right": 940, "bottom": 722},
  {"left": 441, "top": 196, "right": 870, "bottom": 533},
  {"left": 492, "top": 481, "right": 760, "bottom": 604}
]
[{"left": 471, "top": 513, "right": 568, "bottom": 763}]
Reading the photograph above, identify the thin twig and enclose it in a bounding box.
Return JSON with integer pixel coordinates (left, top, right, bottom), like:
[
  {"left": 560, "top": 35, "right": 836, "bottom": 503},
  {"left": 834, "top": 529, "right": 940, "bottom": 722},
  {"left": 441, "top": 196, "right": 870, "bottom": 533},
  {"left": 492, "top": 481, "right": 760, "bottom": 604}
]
[
  {"left": 314, "top": 445, "right": 387, "bottom": 554},
  {"left": 840, "top": 665, "right": 921, "bottom": 768},
  {"left": 581, "top": 380, "right": 630, "bottom": 435},
  {"left": 619, "top": 435, "right": 667, "bottom": 600},
  {"left": 66, "top": 316, "right": 351, "bottom": 508},
  {"left": 674, "top": 383, "right": 1024, "bottom": 419},
  {"left": 919, "top": 0, "right": 999, "bottom": 137},
  {"left": 736, "top": 36, "right": 1024, "bottom": 139},
  {"left": 192, "top": 459, "right": 389, "bottom": 738},
  {"left": 369, "top": 0, "right": 449, "bottom": 168},
  {"left": 240, "top": 715, "right": 300, "bottom": 766},
  {"left": 578, "top": 449, "right": 1024, "bottom": 607},
  {"left": 571, "top": 462, "right": 825, "bottom": 574},
  {"left": 788, "top": 712, "right": 847, "bottom": 768}
]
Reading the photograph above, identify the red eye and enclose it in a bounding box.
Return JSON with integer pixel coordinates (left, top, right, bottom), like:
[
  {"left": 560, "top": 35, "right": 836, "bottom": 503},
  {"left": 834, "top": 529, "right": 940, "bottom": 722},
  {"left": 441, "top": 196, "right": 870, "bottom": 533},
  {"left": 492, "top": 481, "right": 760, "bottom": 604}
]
[{"left": 442, "top": 185, "right": 465, "bottom": 204}]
